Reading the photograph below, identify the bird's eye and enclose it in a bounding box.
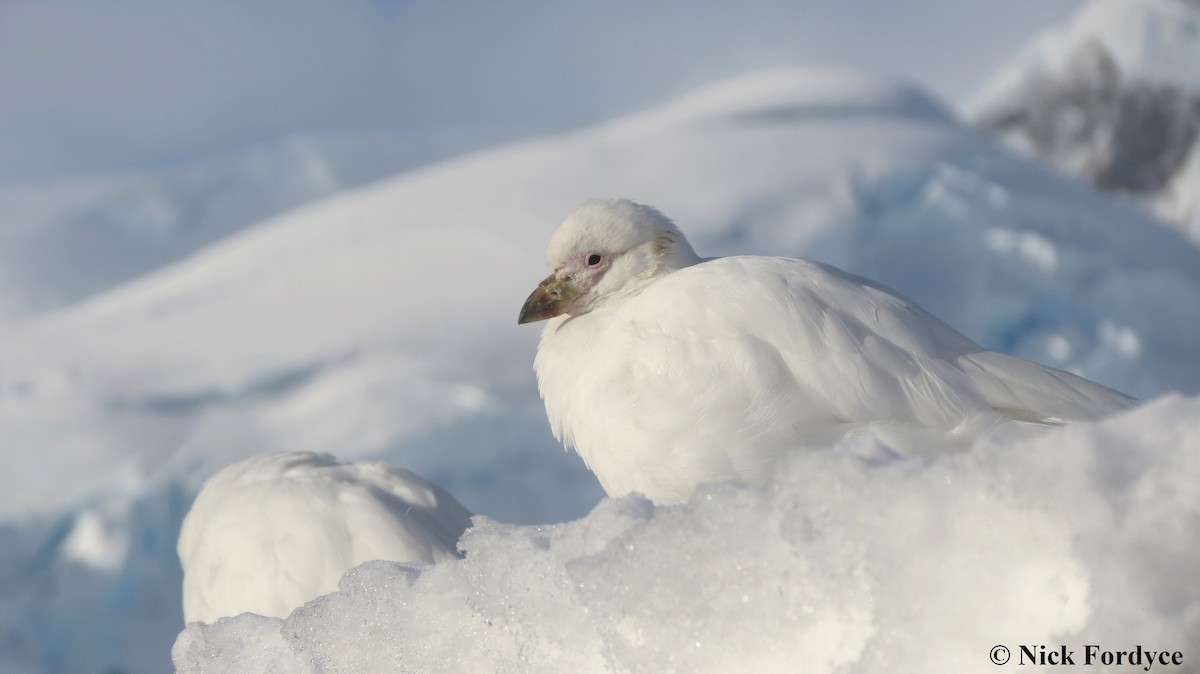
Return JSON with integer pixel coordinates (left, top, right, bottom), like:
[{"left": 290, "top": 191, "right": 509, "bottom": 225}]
[{"left": 587, "top": 253, "right": 603, "bottom": 267}]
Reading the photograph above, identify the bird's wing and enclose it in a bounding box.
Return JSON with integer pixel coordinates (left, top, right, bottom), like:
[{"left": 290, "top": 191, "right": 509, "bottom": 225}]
[
  {"left": 624, "top": 257, "right": 984, "bottom": 424},
  {"left": 627, "top": 256, "right": 1131, "bottom": 433},
  {"left": 536, "top": 256, "right": 980, "bottom": 497},
  {"left": 958, "top": 351, "right": 1134, "bottom": 423}
]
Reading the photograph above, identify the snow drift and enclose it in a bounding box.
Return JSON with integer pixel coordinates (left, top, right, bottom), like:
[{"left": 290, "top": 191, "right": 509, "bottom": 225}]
[{"left": 173, "top": 394, "right": 1200, "bottom": 674}]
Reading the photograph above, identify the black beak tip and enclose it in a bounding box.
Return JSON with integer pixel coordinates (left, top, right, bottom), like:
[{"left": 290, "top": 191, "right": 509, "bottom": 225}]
[{"left": 517, "top": 300, "right": 549, "bottom": 325}]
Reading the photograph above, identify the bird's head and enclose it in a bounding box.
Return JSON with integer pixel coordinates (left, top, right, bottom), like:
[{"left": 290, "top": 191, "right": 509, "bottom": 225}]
[{"left": 518, "top": 199, "right": 700, "bottom": 324}]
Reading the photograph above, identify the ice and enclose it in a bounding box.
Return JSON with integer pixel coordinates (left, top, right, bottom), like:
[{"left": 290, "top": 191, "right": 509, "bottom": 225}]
[{"left": 174, "top": 395, "right": 1200, "bottom": 673}]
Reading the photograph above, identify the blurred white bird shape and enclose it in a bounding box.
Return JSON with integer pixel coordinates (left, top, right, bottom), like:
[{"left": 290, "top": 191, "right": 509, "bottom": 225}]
[
  {"left": 178, "top": 452, "right": 472, "bottom": 624},
  {"left": 519, "top": 199, "right": 1134, "bottom": 504}
]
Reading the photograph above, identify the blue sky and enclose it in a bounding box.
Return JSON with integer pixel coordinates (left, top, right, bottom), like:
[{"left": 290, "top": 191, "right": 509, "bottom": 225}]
[{"left": 0, "top": 0, "right": 1083, "bottom": 183}]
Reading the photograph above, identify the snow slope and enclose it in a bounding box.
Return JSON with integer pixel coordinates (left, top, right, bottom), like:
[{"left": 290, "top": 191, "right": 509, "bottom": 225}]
[
  {"left": 174, "top": 394, "right": 1200, "bottom": 674},
  {"left": 3, "top": 67, "right": 1200, "bottom": 673},
  {"left": 969, "top": 0, "right": 1200, "bottom": 239},
  {"left": 0, "top": 131, "right": 478, "bottom": 320}
]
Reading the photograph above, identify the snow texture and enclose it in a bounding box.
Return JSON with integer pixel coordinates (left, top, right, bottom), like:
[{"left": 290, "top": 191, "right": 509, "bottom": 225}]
[
  {"left": 2, "top": 67, "right": 1200, "bottom": 673},
  {"left": 970, "top": 0, "right": 1200, "bottom": 240},
  {"left": 173, "top": 394, "right": 1200, "bottom": 674}
]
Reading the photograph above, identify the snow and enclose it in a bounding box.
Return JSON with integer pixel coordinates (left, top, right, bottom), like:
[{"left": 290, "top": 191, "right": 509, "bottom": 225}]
[
  {"left": 2, "top": 66, "right": 1200, "bottom": 673},
  {"left": 173, "top": 394, "right": 1200, "bottom": 673}
]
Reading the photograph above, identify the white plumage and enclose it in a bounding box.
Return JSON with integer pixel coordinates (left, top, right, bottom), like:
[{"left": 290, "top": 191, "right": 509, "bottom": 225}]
[
  {"left": 178, "top": 452, "right": 472, "bottom": 624},
  {"left": 519, "top": 199, "right": 1134, "bottom": 504}
]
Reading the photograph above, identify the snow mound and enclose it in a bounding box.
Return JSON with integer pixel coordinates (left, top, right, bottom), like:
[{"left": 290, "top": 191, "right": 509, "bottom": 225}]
[
  {"left": 173, "top": 394, "right": 1200, "bottom": 674},
  {"left": 969, "top": 0, "right": 1200, "bottom": 239}
]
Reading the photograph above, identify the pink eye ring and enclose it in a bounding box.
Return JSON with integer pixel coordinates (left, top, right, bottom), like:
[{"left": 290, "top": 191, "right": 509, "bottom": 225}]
[{"left": 587, "top": 253, "right": 603, "bottom": 267}]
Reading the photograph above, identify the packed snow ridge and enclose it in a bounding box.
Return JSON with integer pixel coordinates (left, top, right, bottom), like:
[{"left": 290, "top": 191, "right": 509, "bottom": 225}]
[
  {"left": 174, "top": 395, "right": 1200, "bottom": 674},
  {"left": 971, "top": 0, "right": 1200, "bottom": 240}
]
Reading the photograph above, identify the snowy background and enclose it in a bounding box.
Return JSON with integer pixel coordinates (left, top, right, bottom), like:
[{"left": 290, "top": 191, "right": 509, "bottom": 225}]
[{"left": 2, "top": 1, "right": 1199, "bottom": 673}]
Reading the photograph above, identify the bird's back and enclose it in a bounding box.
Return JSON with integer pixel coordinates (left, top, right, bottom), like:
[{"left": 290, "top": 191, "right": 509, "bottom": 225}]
[{"left": 178, "top": 453, "right": 472, "bottom": 623}]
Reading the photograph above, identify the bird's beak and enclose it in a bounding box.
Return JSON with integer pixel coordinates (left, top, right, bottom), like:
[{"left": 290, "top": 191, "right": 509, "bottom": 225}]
[{"left": 518, "top": 274, "right": 579, "bottom": 324}]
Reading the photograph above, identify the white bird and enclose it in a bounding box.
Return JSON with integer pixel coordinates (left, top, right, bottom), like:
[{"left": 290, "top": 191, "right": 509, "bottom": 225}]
[
  {"left": 519, "top": 199, "right": 1134, "bottom": 504},
  {"left": 178, "top": 452, "right": 472, "bottom": 624}
]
